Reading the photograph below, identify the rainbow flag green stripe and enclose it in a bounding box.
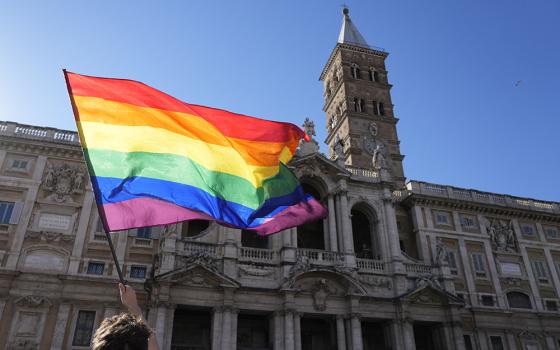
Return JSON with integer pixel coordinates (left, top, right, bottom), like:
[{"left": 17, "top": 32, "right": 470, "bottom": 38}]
[
  {"left": 64, "top": 71, "right": 327, "bottom": 234},
  {"left": 85, "top": 149, "right": 300, "bottom": 209}
]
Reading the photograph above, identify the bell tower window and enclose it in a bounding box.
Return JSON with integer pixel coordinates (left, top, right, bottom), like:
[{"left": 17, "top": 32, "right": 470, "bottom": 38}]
[
  {"left": 373, "top": 101, "right": 386, "bottom": 116},
  {"left": 369, "top": 68, "right": 379, "bottom": 82},
  {"left": 351, "top": 63, "right": 360, "bottom": 79}
]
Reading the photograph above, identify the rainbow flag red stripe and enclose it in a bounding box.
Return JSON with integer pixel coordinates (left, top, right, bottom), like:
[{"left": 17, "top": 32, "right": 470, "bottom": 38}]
[{"left": 64, "top": 71, "right": 326, "bottom": 235}]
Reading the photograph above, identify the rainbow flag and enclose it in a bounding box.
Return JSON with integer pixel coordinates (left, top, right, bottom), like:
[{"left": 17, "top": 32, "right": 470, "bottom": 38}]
[{"left": 64, "top": 71, "right": 326, "bottom": 235}]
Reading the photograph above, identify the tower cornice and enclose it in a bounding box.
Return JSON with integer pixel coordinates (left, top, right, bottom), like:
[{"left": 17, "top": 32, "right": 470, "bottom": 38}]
[{"left": 319, "top": 43, "right": 388, "bottom": 81}]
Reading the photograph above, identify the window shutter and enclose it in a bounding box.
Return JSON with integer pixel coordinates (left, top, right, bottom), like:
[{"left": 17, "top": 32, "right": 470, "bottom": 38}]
[{"left": 9, "top": 202, "right": 23, "bottom": 224}]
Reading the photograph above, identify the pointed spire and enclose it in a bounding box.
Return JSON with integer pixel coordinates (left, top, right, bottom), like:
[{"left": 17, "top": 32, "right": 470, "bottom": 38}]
[{"left": 337, "top": 7, "right": 369, "bottom": 48}]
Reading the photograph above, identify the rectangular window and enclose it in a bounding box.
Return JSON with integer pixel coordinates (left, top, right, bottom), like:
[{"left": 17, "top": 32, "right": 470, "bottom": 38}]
[
  {"left": 545, "top": 226, "right": 559, "bottom": 239},
  {"left": 545, "top": 300, "right": 558, "bottom": 311},
  {"left": 521, "top": 224, "right": 535, "bottom": 236},
  {"left": 72, "top": 310, "right": 96, "bottom": 346},
  {"left": 532, "top": 260, "right": 548, "bottom": 282},
  {"left": 12, "top": 159, "right": 29, "bottom": 169},
  {"left": 435, "top": 212, "right": 451, "bottom": 226},
  {"left": 463, "top": 334, "right": 473, "bottom": 350},
  {"left": 0, "top": 202, "right": 15, "bottom": 224},
  {"left": 489, "top": 335, "right": 504, "bottom": 350},
  {"left": 460, "top": 216, "right": 476, "bottom": 228},
  {"left": 481, "top": 295, "right": 495, "bottom": 306},
  {"left": 130, "top": 265, "right": 147, "bottom": 279},
  {"left": 137, "top": 227, "right": 152, "bottom": 239},
  {"left": 472, "top": 253, "right": 486, "bottom": 277},
  {"left": 87, "top": 262, "right": 105, "bottom": 275}
]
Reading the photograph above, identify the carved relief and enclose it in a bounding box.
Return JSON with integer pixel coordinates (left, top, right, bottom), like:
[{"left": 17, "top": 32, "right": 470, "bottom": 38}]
[
  {"left": 487, "top": 219, "right": 518, "bottom": 253},
  {"left": 356, "top": 275, "right": 392, "bottom": 290},
  {"left": 180, "top": 250, "right": 217, "bottom": 270},
  {"left": 15, "top": 296, "right": 52, "bottom": 308},
  {"left": 7, "top": 339, "right": 38, "bottom": 350},
  {"left": 238, "top": 264, "right": 275, "bottom": 278},
  {"left": 25, "top": 231, "right": 74, "bottom": 243},
  {"left": 42, "top": 162, "right": 86, "bottom": 203},
  {"left": 310, "top": 279, "right": 334, "bottom": 311}
]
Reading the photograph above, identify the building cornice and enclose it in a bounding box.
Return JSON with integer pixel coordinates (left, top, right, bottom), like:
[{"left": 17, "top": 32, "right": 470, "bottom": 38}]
[{"left": 319, "top": 43, "right": 389, "bottom": 81}]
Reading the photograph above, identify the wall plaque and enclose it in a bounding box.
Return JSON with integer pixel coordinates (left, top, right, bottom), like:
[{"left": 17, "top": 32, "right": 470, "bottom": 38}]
[
  {"left": 38, "top": 213, "right": 71, "bottom": 230},
  {"left": 501, "top": 262, "right": 522, "bottom": 276}
]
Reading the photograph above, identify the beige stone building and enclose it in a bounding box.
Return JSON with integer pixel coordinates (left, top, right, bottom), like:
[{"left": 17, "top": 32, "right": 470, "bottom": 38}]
[{"left": 1, "top": 8, "right": 559, "bottom": 350}]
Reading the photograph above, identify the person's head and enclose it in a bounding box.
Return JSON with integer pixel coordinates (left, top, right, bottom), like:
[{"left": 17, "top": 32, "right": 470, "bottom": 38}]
[{"left": 92, "top": 313, "right": 151, "bottom": 350}]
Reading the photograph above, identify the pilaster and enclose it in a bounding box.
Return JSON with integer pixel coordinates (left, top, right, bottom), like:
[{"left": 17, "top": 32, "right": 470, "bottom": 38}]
[
  {"left": 211, "top": 307, "right": 223, "bottom": 350},
  {"left": 350, "top": 313, "right": 363, "bottom": 350},
  {"left": 328, "top": 194, "right": 339, "bottom": 252},
  {"left": 6, "top": 184, "right": 40, "bottom": 269},
  {"left": 336, "top": 315, "right": 347, "bottom": 350},
  {"left": 68, "top": 190, "right": 94, "bottom": 274},
  {"left": 50, "top": 303, "right": 71, "bottom": 350}
]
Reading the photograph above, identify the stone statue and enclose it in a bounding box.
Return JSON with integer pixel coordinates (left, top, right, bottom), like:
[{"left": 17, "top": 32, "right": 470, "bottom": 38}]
[
  {"left": 302, "top": 117, "right": 316, "bottom": 138},
  {"left": 333, "top": 136, "right": 345, "bottom": 165},
  {"left": 372, "top": 143, "right": 387, "bottom": 170},
  {"left": 434, "top": 238, "right": 445, "bottom": 266},
  {"left": 73, "top": 171, "right": 85, "bottom": 193}
]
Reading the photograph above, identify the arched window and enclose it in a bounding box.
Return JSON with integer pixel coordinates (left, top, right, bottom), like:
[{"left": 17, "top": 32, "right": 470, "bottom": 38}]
[
  {"left": 353, "top": 98, "right": 359, "bottom": 112},
  {"left": 507, "top": 291, "right": 532, "bottom": 309},
  {"left": 297, "top": 183, "right": 325, "bottom": 250},
  {"left": 369, "top": 68, "right": 378, "bottom": 82},
  {"left": 351, "top": 63, "right": 360, "bottom": 79},
  {"left": 241, "top": 230, "right": 269, "bottom": 249},
  {"left": 359, "top": 99, "right": 366, "bottom": 113},
  {"left": 379, "top": 102, "right": 385, "bottom": 116},
  {"left": 351, "top": 207, "right": 377, "bottom": 259},
  {"left": 181, "top": 220, "right": 210, "bottom": 239}
]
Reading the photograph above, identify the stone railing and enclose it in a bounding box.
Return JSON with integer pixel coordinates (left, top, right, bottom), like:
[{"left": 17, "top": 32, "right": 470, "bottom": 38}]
[
  {"left": 296, "top": 248, "right": 344, "bottom": 265},
  {"left": 407, "top": 181, "right": 559, "bottom": 214},
  {"left": 356, "top": 258, "right": 385, "bottom": 272},
  {"left": 405, "top": 263, "right": 433, "bottom": 275},
  {"left": 0, "top": 121, "right": 80, "bottom": 145},
  {"left": 346, "top": 166, "right": 379, "bottom": 179},
  {"left": 239, "top": 247, "right": 278, "bottom": 263},
  {"left": 179, "top": 241, "right": 222, "bottom": 258}
]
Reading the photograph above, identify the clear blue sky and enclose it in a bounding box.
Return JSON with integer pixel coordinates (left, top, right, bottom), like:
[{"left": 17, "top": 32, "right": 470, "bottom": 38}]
[{"left": 1, "top": 0, "right": 559, "bottom": 201}]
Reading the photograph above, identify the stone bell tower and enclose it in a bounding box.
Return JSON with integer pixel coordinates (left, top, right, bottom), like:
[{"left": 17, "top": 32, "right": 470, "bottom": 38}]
[{"left": 320, "top": 8, "right": 405, "bottom": 185}]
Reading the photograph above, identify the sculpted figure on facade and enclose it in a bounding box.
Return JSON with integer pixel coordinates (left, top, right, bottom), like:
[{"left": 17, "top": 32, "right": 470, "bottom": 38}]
[
  {"left": 434, "top": 238, "right": 446, "bottom": 266},
  {"left": 372, "top": 143, "right": 387, "bottom": 170}
]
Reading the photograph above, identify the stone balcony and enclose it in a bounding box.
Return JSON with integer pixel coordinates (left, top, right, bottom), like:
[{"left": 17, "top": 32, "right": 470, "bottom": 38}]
[
  {"left": 407, "top": 180, "right": 560, "bottom": 214},
  {"left": 0, "top": 121, "right": 79, "bottom": 145}
]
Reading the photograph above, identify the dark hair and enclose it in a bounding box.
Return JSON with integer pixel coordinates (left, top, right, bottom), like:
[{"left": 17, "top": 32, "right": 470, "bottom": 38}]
[{"left": 92, "top": 313, "right": 151, "bottom": 350}]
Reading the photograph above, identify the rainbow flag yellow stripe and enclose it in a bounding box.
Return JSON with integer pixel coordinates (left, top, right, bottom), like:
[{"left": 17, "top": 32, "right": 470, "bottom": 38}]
[{"left": 64, "top": 71, "right": 326, "bottom": 234}]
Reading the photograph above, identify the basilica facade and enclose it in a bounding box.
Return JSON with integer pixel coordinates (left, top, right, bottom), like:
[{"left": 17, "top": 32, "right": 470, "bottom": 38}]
[{"left": 0, "top": 8, "right": 560, "bottom": 350}]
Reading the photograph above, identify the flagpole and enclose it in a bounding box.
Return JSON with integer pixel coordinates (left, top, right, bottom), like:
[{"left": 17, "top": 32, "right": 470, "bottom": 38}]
[{"left": 104, "top": 230, "right": 126, "bottom": 284}]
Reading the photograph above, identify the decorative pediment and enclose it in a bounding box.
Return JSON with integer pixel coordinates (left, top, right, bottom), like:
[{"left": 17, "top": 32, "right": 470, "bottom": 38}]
[
  {"left": 402, "top": 284, "right": 463, "bottom": 306},
  {"left": 289, "top": 153, "right": 350, "bottom": 180},
  {"left": 156, "top": 264, "right": 239, "bottom": 289}
]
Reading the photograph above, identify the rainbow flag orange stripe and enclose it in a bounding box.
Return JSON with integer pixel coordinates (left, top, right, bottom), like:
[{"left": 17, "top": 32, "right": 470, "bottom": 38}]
[{"left": 64, "top": 71, "right": 326, "bottom": 234}]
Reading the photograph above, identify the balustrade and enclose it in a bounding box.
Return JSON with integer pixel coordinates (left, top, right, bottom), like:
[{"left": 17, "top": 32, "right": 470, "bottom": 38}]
[
  {"left": 356, "top": 258, "right": 385, "bottom": 272},
  {"left": 239, "top": 247, "right": 277, "bottom": 263},
  {"left": 296, "top": 248, "right": 344, "bottom": 265}
]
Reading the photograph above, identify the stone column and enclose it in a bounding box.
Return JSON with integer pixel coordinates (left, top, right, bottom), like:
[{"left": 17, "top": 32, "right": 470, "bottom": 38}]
[
  {"left": 451, "top": 322, "right": 466, "bottom": 350},
  {"left": 294, "top": 312, "right": 302, "bottom": 350},
  {"left": 291, "top": 227, "right": 298, "bottom": 248},
  {"left": 545, "top": 335, "right": 557, "bottom": 350},
  {"left": 221, "top": 307, "right": 233, "bottom": 350},
  {"left": 50, "top": 303, "right": 71, "bottom": 350},
  {"left": 211, "top": 307, "right": 223, "bottom": 350},
  {"left": 284, "top": 310, "right": 295, "bottom": 350},
  {"left": 383, "top": 196, "right": 402, "bottom": 261},
  {"left": 402, "top": 320, "right": 416, "bottom": 350},
  {"left": 335, "top": 194, "right": 344, "bottom": 250},
  {"left": 273, "top": 311, "right": 284, "bottom": 350},
  {"left": 68, "top": 190, "right": 95, "bottom": 274},
  {"left": 155, "top": 305, "right": 168, "bottom": 348},
  {"left": 458, "top": 237, "right": 477, "bottom": 305},
  {"left": 328, "top": 195, "right": 338, "bottom": 252},
  {"left": 283, "top": 228, "right": 292, "bottom": 248},
  {"left": 506, "top": 331, "right": 518, "bottom": 350},
  {"left": 230, "top": 309, "right": 239, "bottom": 350},
  {"left": 336, "top": 315, "right": 347, "bottom": 350},
  {"left": 350, "top": 314, "right": 363, "bottom": 350},
  {"left": 387, "top": 320, "right": 403, "bottom": 350},
  {"left": 544, "top": 248, "right": 560, "bottom": 298},
  {"left": 340, "top": 190, "right": 354, "bottom": 254}
]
